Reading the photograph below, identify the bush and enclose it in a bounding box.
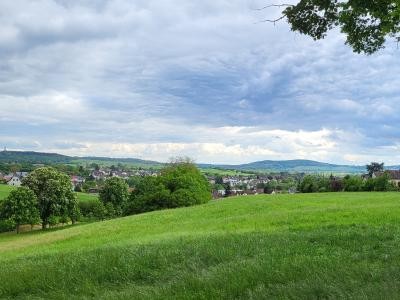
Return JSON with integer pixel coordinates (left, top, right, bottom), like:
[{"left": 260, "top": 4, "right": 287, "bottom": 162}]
[
  {"left": 48, "top": 215, "right": 60, "bottom": 227},
  {"left": 298, "top": 175, "right": 319, "bottom": 193},
  {"left": 0, "top": 219, "right": 15, "bottom": 233},
  {"left": 78, "top": 199, "right": 106, "bottom": 220},
  {"left": 343, "top": 175, "right": 363, "bottom": 192}
]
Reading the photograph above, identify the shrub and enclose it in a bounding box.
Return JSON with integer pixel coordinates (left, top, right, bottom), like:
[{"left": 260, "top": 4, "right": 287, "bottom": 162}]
[
  {"left": 298, "top": 175, "right": 319, "bottom": 193},
  {"left": 48, "top": 215, "right": 60, "bottom": 227},
  {"left": 78, "top": 199, "right": 106, "bottom": 220},
  {"left": 0, "top": 219, "right": 15, "bottom": 233},
  {"left": 343, "top": 175, "right": 363, "bottom": 192}
]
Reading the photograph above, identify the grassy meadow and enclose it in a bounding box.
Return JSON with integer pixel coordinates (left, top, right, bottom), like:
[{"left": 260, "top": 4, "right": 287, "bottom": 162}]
[
  {"left": 0, "top": 184, "right": 15, "bottom": 201},
  {"left": 1, "top": 192, "right": 400, "bottom": 299}
]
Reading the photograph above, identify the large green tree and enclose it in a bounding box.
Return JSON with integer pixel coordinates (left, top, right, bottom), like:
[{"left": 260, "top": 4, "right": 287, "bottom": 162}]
[
  {"left": 99, "top": 177, "right": 129, "bottom": 216},
  {"left": 264, "top": 1, "right": 400, "bottom": 54},
  {"left": 23, "top": 167, "right": 78, "bottom": 229},
  {"left": 127, "top": 158, "right": 211, "bottom": 215},
  {"left": 0, "top": 187, "right": 40, "bottom": 233}
]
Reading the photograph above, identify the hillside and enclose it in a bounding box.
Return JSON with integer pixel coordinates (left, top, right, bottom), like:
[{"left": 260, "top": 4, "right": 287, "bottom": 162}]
[
  {"left": 1, "top": 193, "right": 400, "bottom": 298},
  {"left": 0, "top": 151, "right": 71, "bottom": 164},
  {"left": 201, "top": 159, "right": 367, "bottom": 173},
  {"left": 0, "top": 151, "right": 162, "bottom": 168},
  {"left": 2, "top": 150, "right": 400, "bottom": 173}
]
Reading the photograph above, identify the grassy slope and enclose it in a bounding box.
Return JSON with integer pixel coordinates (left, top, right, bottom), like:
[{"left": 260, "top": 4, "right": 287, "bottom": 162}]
[{"left": 1, "top": 192, "right": 400, "bottom": 299}]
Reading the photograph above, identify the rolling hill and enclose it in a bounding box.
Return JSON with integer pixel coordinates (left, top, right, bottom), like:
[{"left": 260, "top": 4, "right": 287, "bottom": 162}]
[
  {"left": 1, "top": 193, "right": 400, "bottom": 298},
  {"left": 201, "top": 159, "right": 368, "bottom": 173},
  {"left": 2, "top": 150, "right": 399, "bottom": 173},
  {"left": 0, "top": 150, "right": 162, "bottom": 168}
]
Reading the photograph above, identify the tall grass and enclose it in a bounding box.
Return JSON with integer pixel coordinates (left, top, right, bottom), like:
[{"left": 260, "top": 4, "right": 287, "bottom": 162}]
[{"left": 1, "top": 192, "right": 400, "bottom": 299}]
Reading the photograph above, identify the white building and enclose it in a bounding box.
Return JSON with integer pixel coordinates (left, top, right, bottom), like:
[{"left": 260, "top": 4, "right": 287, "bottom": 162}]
[{"left": 7, "top": 176, "right": 22, "bottom": 186}]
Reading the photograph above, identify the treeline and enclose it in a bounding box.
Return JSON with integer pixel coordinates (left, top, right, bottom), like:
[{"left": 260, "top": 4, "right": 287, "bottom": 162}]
[
  {"left": 0, "top": 159, "right": 211, "bottom": 233},
  {"left": 298, "top": 173, "right": 397, "bottom": 193}
]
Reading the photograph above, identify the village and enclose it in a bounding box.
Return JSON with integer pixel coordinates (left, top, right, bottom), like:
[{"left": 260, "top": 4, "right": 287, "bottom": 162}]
[{"left": 0, "top": 165, "right": 301, "bottom": 198}]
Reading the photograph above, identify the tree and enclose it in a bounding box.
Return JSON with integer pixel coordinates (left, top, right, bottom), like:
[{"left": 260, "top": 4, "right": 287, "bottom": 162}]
[
  {"left": 125, "top": 176, "right": 171, "bottom": 215},
  {"left": 0, "top": 187, "right": 40, "bottom": 233},
  {"left": 215, "top": 175, "right": 224, "bottom": 185},
  {"left": 160, "top": 158, "right": 211, "bottom": 207},
  {"left": 342, "top": 175, "right": 363, "bottom": 191},
  {"left": 23, "top": 167, "right": 77, "bottom": 229},
  {"left": 262, "top": 1, "right": 400, "bottom": 54},
  {"left": 99, "top": 177, "right": 129, "bottom": 216},
  {"left": 225, "top": 183, "right": 232, "bottom": 197},
  {"left": 126, "top": 158, "right": 211, "bottom": 214},
  {"left": 298, "top": 175, "right": 319, "bottom": 193},
  {"left": 366, "top": 162, "right": 384, "bottom": 177}
]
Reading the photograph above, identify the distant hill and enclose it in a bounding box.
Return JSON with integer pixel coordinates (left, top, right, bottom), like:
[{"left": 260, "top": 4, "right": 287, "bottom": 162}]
[
  {"left": 0, "top": 151, "right": 161, "bottom": 168},
  {"left": 201, "top": 159, "right": 399, "bottom": 174},
  {"left": 201, "top": 160, "right": 367, "bottom": 174},
  {"left": 1, "top": 150, "right": 399, "bottom": 174},
  {"left": 0, "top": 151, "right": 71, "bottom": 164}
]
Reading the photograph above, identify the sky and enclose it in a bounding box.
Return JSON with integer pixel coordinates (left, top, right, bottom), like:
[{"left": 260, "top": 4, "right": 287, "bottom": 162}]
[{"left": 1, "top": 0, "right": 400, "bottom": 165}]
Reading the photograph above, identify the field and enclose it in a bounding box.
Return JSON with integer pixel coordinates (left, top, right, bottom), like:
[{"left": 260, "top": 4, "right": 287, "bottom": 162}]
[
  {"left": 1, "top": 192, "right": 400, "bottom": 299},
  {"left": 0, "top": 184, "right": 15, "bottom": 200},
  {"left": 0, "top": 184, "right": 98, "bottom": 202}
]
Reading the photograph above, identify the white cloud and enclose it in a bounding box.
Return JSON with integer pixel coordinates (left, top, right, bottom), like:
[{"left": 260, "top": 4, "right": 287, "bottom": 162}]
[{"left": 1, "top": 0, "right": 400, "bottom": 165}]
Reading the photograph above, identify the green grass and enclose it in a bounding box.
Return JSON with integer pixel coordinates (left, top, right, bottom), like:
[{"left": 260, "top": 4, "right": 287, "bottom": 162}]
[
  {"left": 75, "top": 192, "right": 99, "bottom": 202},
  {"left": 0, "top": 184, "right": 15, "bottom": 201},
  {"left": 1, "top": 192, "right": 400, "bottom": 299},
  {"left": 200, "top": 168, "right": 254, "bottom": 176}
]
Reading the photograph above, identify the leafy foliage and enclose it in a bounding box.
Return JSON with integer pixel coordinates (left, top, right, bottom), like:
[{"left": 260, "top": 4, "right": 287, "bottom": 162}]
[
  {"left": 0, "top": 187, "right": 40, "bottom": 233},
  {"left": 298, "top": 172, "right": 397, "bottom": 193},
  {"left": 127, "top": 159, "right": 211, "bottom": 214},
  {"left": 79, "top": 198, "right": 106, "bottom": 220},
  {"left": 99, "top": 177, "right": 129, "bottom": 216},
  {"left": 278, "top": 1, "right": 400, "bottom": 54},
  {"left": 22, "top": 167, "right": 78, "bottom": 229}
]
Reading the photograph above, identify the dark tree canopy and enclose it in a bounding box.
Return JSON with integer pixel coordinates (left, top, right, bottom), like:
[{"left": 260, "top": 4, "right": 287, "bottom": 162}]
[
  {"left": 266, "top": 1, "right": 400, "bottom": 54},
  {"left": 366, "top": 162, "right": 384, "bottom": 176}
]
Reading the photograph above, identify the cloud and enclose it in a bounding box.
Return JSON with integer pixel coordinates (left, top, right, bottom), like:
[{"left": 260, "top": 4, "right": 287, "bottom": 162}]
[{"left": 0, "top": 0, "right": 400, "bottom": 164}]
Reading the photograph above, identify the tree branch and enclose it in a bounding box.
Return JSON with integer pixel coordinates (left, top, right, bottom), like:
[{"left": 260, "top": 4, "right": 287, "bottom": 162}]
[
  {"left": 255, "top": 15, "right": 286, "bottom": 25},
  {"left": 252, "top": 4, "right": 293, "bottom": 11}
]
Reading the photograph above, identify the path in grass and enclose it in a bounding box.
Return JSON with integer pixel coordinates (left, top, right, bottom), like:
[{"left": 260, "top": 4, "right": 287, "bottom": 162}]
[{"left": 1, "top": 192, "right": 400, "bottom": 299}]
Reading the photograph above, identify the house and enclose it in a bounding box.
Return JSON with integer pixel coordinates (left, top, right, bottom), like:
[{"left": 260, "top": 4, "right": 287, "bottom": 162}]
[
  {"left": 111, "top": 171, "right": 129, "bottom": 179},
  {"left": 71, "top": 175, "right": 85, "bottom": 188},
  {"left": 91, "top": 170, "right": 107, "bottom": 180},
  {"left": 389, "top": 171, "right": 400, "bottom": 187},
  {"left": 374, "top": 170, "right": 400, "bottom": 187},
  {"left": 14, "top": 172, "right": 29, "bottom": 178},
  {"left": 6, "top": 176, "right": 22, "bottom": 186}
]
